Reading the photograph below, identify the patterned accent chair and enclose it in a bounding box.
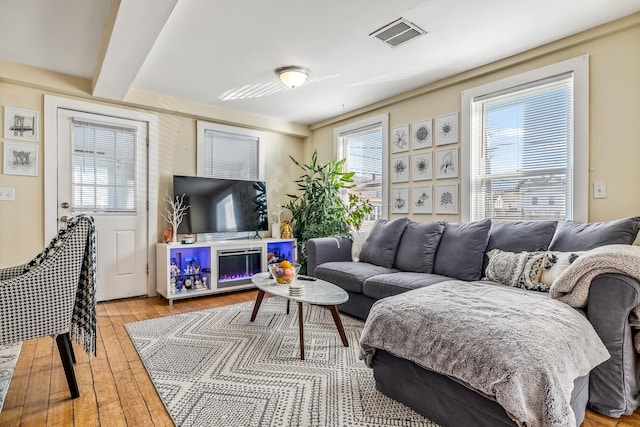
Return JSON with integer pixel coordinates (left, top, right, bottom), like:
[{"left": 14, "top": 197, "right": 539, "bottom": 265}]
[{"left": 0, "top": 216, "right": 96, "bottom": 399}]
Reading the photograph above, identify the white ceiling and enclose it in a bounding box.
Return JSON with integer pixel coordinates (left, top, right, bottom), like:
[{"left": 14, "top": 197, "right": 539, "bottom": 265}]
[{"left": 1, "top": 0, "right": 639, "bottom": 125}]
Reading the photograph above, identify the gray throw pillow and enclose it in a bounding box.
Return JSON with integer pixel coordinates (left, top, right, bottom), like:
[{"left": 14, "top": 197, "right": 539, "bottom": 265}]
[
  {"left": 359, "top": 217, "right": 409, "bottom": 268},
  {"left": 433, "top": 219, "right": 492, "bottom": 281},
  {"left": 548, "top": 216, "right": 640, "bottom": 251},
  {"left": 483, "top": 220, "right": 558, "bottom": 272},
  {"left": 394, "top": 220, "right": 447, "bottom": 273}
]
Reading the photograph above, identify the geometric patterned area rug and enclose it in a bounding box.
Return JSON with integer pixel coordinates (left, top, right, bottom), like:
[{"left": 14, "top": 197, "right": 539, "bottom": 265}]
[
  {"left": 125, "top": 297, "right": 439, "bottom": 427},
  {"left": 0, "top": 342, "right": 21, "bottom": 413}
]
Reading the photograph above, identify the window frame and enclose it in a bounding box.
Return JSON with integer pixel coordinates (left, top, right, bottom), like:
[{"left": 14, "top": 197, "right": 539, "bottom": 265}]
[
  {"left": 333, "top": 113, "right": 389, "bottom": 221},
  {"left": 196, "top": 121, "right": 265, "bottom": 181},
  {"left": 461, "top": 55, "right": 589, "bottom": 223}
]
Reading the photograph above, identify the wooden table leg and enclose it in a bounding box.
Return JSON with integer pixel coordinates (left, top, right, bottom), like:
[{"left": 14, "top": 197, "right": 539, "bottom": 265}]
[
  {"left": 329, "top": 305, "right": 349, "bottom": 347},
  {"left": 250, "top": 290, "right": 266, "bottom": 322},
  {"left": 298, "top": 301, "right": 305, "bottom": 360}
]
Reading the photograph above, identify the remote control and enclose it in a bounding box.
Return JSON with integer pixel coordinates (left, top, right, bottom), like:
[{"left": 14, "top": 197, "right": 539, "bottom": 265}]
[{"left": 297, "top": 275, "right": 317, "bottom": 281}]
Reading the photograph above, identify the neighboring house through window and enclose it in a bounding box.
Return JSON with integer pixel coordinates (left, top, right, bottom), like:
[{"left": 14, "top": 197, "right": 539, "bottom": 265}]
[
  {"left": 461, "top": 56, "right": 589, "bottom": 223},
  {"left": 334, "top": 114, "right": 389, "bottom": 230}
]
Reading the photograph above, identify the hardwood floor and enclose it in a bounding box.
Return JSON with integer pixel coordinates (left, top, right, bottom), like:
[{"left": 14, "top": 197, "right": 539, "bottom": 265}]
[{"left": 0, "top": 290, "right": 639, "bottom": 427}]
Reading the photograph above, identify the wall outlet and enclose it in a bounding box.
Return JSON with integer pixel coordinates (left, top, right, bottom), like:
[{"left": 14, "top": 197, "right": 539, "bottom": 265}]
[
  {"left": 0, "top": 187, "right": 15, "bottom": 201},
  {"left": 593, "top": 182, "right": 606, "bottom": 199}
]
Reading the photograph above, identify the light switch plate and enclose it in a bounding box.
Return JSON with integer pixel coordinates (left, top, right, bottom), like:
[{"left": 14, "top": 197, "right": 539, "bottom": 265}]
[
  {"left": 0, "top": 187, "right": 15, "bottom": 201},
  {"left": 593, "top": 182, "right": 606, "bottom": 199}
]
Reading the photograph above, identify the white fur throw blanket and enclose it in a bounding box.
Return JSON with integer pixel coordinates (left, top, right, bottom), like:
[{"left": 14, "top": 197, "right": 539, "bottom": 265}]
[{"left": 360, "top": 282, "right": 610, "bottom": 427}]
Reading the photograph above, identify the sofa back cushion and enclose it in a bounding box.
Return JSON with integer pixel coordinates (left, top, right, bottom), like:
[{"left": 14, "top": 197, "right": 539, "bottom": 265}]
[
  {"left": 359, "top": 217, "right": 409, "bottom": 268},
  {"left": 393, "top": 220, "right": 447, "bottom": 273},
  {"left": 483, "top": 220, "right": 558, "bottom": 272},
  {"left": 549, "top": 216, "right": 640, "bottom": 251},
  {"left": 433, "top": 219, "right": 491, "bottom": 281}
]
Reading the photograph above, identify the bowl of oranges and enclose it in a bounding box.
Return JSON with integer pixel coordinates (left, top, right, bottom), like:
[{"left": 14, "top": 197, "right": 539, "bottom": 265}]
[{"left": 268, "top": 260, "right": 301, "bottom": 285}]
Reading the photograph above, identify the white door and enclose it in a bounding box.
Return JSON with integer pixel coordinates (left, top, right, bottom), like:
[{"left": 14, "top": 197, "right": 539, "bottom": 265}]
[{"left": 57, "top": 109, "right": 148, "bottom": 301}]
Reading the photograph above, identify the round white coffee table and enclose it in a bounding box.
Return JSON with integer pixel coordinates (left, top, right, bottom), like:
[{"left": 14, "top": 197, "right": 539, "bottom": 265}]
[{"left": 250, "top": 272, "right": 349, "bottom": 360}]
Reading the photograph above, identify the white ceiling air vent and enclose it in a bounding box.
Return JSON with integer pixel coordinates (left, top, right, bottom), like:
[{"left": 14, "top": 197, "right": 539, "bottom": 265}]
[{"left": 369, "top": 18, "right": 426, "bottom": 48}]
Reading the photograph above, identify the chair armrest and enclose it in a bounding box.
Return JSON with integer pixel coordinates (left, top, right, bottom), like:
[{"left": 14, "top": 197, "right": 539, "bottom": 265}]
[
  {"left": 587, "top": 273, "right": 640, "bottom": 417},
  {"left": 306, "top": 237, "right": 353, "bottom": 276},
  {"left": 0, "top": 263, "right": 28, "bottom": 281}
]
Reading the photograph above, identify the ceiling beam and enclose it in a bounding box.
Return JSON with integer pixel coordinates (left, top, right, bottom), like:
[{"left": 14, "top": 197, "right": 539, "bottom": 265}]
[{"left": 92, "top": 0, "right": 178, "bottom": 100}]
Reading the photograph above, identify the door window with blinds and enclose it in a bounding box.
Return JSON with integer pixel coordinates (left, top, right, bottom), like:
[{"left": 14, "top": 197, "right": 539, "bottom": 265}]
[
  {"left": 196, "top": 121, "right": 264, "bottom": 180},
  {"left": 72, "top": 120, "right": 137, "bottom": 212},
  {"left": 464, "top": 57, "right": 589, "bottom": 223},
  {"left": 335, "top": 114, "right": 389, "bottom": 230}
]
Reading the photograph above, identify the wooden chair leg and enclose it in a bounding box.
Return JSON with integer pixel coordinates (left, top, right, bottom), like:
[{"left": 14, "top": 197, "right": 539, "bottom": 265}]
[{"left": 56, "top": 333, "right": 80, "bottom": 399}]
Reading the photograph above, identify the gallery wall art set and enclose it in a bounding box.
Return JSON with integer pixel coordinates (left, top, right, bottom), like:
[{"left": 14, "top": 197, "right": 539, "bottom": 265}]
[
  {"left": 2, "top": 106, "right": 40, "bottom": 177},
  {"left": 391, "top": 112, "right": 459, "bottom": 215}
]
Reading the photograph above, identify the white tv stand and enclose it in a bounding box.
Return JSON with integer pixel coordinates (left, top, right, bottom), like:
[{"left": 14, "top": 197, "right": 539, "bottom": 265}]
[{"left": 156, "top": 238, "right": 296, "bottom": 305}]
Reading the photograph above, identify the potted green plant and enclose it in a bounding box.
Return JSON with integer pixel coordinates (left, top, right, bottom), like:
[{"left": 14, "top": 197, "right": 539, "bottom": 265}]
[{"left": 285, "top": 150, "right": 372, "bottom": 272}]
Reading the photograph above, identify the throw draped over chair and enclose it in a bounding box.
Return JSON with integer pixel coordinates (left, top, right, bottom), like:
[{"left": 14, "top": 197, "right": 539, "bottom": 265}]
[{"left": 0, "top": 215, "right": 97, "bottom": 399}]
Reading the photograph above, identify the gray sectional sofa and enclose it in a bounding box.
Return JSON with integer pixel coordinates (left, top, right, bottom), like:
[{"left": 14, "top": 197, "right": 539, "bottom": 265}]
[{"left": 306, "top": 216, "right": 640, "bottom": 427}]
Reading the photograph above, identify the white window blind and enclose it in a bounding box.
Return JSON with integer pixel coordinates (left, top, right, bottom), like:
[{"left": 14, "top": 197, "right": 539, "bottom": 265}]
[
  {"left": 72, "top": 120, "right": 136, "bottom": 212},
  {"left": 202, "top": 129, "right": 259, "bottom": 180},
  {"left": 339, "top": 124, "right": 383, "bottom": 230},
  {"left": 469, "top": 73, "right": 574, "bottom": 222}
]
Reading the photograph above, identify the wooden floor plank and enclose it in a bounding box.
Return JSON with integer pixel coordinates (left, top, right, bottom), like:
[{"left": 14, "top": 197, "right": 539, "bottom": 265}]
[
  {"left": 72, "top": 363, "right": 99, "bottom": 427},
  {"left": 1, "top": 289, "right": 633, "bottom": 426},
  {"left": 20, "top": 352, "right": 52, "bottom": 426},
  {"left": 97, "top": 400, "right": 127, "bottom": 427},
  {"left": 113, "top": 369, "right": 154, "bottom": 426}
]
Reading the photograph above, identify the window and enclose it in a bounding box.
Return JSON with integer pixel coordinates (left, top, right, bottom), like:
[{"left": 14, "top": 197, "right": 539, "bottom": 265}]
[
  {"left": 196, "top": 121, "right": 264, "bottom": 180},
  {"left": 334, "top": 114, "right": 389, "bottom": 230},
  {"left": 72, "top": 120, "right": 137, "bottom": 212},
  {"left": 462, "top": 56, "right": 589, "bottom": 222}
]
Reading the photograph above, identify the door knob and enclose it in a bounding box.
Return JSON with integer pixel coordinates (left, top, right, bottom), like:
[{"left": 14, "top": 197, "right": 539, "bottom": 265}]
[
  {"left": 60, "top": 216, "right": 69, "bottom": 223},
  {"left": 60, "top": 202, "right": 70, "bottom": 209}
]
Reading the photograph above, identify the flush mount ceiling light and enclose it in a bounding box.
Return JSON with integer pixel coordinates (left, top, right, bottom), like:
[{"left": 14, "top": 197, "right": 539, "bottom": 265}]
[{"left": 276, "top": 66, "right": 310, "bottom": 88}]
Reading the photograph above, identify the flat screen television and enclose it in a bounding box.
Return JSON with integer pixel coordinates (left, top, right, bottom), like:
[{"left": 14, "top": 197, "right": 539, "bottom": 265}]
[{"left": 173, "top": 175, "right": 268, "bottom": 235}]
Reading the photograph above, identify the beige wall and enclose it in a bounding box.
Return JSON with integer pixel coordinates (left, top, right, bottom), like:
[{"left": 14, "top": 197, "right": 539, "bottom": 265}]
[
  {"left": 2, "top": 14, "right": 639, "bottom": 266},
  {"left": 309, "top": 14, "right": 640, "bottom": 225},
  {"left": 0, "top": 80, "right": 304, "bottom": 266}
]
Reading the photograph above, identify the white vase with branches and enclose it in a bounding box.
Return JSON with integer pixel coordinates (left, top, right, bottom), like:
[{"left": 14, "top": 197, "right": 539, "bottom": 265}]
[{"left": 161, "top": 191, "right": 190, "bottom": 244}]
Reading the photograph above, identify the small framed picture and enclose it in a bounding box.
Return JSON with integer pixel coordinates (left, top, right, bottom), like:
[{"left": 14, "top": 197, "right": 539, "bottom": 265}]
[
  {"left": 435, "top": 112, "right": 458, "bottom": 146},
  {"left": 4, "top": 106, "right": 39, "bottom": 142},
  {"left": 391, "top": 187, "right": 409, "bottom": 214},
  {"left": 436, "top": 184, "right": 458, "bottom": 214},
  {"left": 412, "top": 151, "right": 432, "bottom": 181},
  {"left": 412, "top": 186, "right": 432, "bottom": 214},
  {"left": 390, "top": 124, "right": 409, "bottom": 153},
  {"left": 412, "top": 119, "right": 432, "bottom": 150},
  {"left": 3, "top": 141, "right": 38, "bottom": 176},
  {"left": 436, "top": 147, "right": 458, "bottom": 179},
  {"left": 391, "top": 155, "right": 410, "bottom": 183}
]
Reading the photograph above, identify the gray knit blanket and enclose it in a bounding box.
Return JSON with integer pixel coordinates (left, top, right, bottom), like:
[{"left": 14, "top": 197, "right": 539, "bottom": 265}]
[
  {"left": 550, "top": 244, "right": 640, "bottom": 353},
  {"left": 359, "top": 281, "right": 610, "bottom": 427},
  {"left": 550, "top": 244, "right": 640, "bottom": 314}
]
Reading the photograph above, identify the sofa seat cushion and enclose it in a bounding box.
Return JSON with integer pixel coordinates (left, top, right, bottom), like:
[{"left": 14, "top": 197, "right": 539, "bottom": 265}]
[
  {"left": 314, "top": 261, "right": 398, "bottom": 293},
  {"left": 363, "top": 272, "right": 453, "bottom": 299}
]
